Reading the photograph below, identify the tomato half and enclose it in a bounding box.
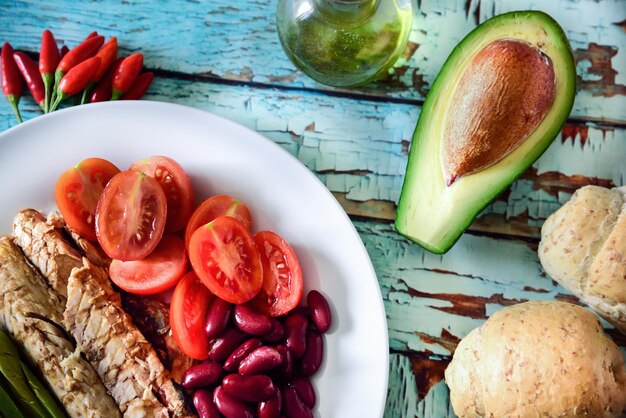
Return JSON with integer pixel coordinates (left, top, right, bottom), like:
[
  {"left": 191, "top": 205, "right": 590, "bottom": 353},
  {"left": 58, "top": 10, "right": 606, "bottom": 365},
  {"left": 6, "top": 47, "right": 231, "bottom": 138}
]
[
  {"left": 95, "top": 170, "right": 167, "bottom": 261},
  {"left": 54, "top": 158, "right": 120, "bottom": 241},
  {"left": 130, "top": 156, "right": 195, "bottom": 233},
  {"left": 170, "top": 271, "right": 213, "bottom": 360},
  {"left": 109, "top": 235, "right": 187, "bottom": 295},
  {"left": 253, "top": 231, "right": 303, "bottom": 317},
  {"left": 185, "top": 195, "right": 253, "bottom": 250},
  {"left": 189, "top": 216, "right": 263, "bottom": 304}
]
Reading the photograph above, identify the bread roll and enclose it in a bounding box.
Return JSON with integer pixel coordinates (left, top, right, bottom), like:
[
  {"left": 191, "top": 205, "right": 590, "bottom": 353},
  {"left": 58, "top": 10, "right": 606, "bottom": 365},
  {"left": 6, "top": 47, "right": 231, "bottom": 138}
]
[
  {"left": 539, "top": 185, "right": 626, "bottom": 332},
  {"left": 445, "top": 301, "right": 626, "bottom": 417}
]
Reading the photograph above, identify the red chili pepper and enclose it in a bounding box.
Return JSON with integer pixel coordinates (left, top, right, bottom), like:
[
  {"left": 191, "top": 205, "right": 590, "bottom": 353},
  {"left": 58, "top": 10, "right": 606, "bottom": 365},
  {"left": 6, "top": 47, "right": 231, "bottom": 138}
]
[
  {"left": 79, "top": 37, "right": 118, "bottom": 104},
  {"left": 40, "top": 29, "right": 61, "bottom": 113},
  {"left": 90, "top": 57, "right": 123, "bottom": 103},
  {"left": 121, "top": 72, "right": 154, "bottom": 100},
  {"left": 60, "top": 45, "right": 69, "bottom": 57},
  {"left": 93, "top": 37, "right": 118, "bottom": 82},
  {"left": 56, "top": 35, "right": 104, "bottom": 74},
  {"left": 1, "top": 42, "right": 23, "bottom": 123},
  {"left": 49, "top": 56, "right": 101, "bottom": 111},
  {"left": 111, "top": 53, "right": 143, "bottom": 100},
  {"left": 85, "top": 31, "right": 98, "bottom": 40},
  {"left": 13, "top": 52, "right": 45, "bottom": 109}
]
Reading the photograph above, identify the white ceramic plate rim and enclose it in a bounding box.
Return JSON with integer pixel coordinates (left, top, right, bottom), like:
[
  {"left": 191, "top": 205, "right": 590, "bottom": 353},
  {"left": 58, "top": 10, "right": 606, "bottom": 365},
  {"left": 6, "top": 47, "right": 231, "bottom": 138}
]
[{"left": 0, "top": 101, "right": 389, "bottom": 418}]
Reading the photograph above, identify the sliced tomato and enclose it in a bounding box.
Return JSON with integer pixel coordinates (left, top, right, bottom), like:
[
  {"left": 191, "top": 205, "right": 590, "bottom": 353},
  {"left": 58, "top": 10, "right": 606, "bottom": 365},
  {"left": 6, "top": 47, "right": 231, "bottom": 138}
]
[
  {"left": 130, "top": 156, "right": 195, "bottom": 233},
  {"left": 170, "top": 271, "right": 213, "bottom": 360},
  {"left": 95, "top": 170, "right": 167, "bottom": 261},
  {"left": 185, "top": 195, "right": 253, "bottom": 250},
  {"left": 109, "top": 235, "right": 187, "bottom": 295},
  {"left": 253, "top": 231, "right": 303, "bottom": 317},
  {"left": 54, "top": 158, "right": 120, "bottom": 241},
  {"left": 189, "top": 216, "right": 263, "bottom": 304}
]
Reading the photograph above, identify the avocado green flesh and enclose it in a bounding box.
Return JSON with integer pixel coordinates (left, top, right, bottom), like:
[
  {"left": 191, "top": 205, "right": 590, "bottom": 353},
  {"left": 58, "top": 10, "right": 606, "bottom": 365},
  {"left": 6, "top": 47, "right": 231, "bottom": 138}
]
[{"left": 395, "top": 10, "right": 576, "bottom": 254}]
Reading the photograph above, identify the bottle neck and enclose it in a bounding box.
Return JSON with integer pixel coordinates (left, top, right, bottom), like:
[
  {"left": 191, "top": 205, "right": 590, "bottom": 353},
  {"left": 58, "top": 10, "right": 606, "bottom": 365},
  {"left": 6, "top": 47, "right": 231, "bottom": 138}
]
[{"left": 315, "top": 0, "right": 378, "bottom": 23}]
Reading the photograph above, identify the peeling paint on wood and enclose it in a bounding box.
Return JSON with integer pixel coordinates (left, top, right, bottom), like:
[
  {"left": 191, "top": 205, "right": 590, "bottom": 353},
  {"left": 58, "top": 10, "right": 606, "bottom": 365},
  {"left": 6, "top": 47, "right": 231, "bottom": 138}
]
[{"left": 0, "top": 0, "right": 624, "bottom": 122}]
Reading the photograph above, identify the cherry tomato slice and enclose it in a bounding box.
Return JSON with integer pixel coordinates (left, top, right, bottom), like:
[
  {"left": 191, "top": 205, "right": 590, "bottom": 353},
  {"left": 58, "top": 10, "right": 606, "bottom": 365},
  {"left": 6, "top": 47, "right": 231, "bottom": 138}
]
[
  {"left": 130, "top": 156, "right": 195, "bottom": 233},
  {"left": 185, "top": 195, "right": 252, "bottom": 250},
  {"left": 189, "top": 216, "right": 263, "bottom": 304},
  {"left": 170, "top": 271, "right": 213, "bottom": 360},
  {"left": 95, "top": 170, "right": 167, "bottom": 261},
  {"left": 253, "top": 231, "right": 303, "bottom": 317},
  {"left": 54, "top": 158, "right": 120, "bottom": 241},
  {"left": 109, "top": 235, "right": 187, "bottom": 295}
]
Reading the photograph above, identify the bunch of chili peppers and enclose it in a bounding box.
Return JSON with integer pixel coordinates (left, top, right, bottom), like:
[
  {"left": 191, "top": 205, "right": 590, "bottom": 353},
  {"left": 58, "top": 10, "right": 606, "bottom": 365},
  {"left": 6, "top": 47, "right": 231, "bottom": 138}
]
[{"left": 1, "top": 29, "right": 154, "bottom": 123}]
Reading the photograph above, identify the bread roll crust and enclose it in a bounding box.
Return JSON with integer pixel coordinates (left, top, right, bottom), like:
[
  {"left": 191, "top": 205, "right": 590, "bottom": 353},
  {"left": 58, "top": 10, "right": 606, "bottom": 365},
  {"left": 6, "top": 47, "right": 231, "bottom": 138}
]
[
  {"left": 539, "top": 185, "right": 626, "bottom": 332},
  {"left": 445, "top": 301, "right": 626, "bottom": 417}
]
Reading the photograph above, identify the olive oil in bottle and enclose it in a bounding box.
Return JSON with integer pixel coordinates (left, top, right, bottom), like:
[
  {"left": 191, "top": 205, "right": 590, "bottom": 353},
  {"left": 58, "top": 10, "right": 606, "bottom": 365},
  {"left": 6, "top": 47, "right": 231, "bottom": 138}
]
[{"left": 276, "top": 0, "right": 413, "bottom": 87}]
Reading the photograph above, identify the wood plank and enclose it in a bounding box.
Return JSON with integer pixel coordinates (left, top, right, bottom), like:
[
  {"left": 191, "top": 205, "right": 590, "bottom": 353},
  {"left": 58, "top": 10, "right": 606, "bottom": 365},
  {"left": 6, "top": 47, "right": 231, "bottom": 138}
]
[
  {"left": 1, "top": 77, "right": 624, "bottom": 239},
  {"left": 361, "top": 221, "right": 626, "bottom": 418},
  {"left": 0, "top": 0, "right": 624, "bottom": 123}
]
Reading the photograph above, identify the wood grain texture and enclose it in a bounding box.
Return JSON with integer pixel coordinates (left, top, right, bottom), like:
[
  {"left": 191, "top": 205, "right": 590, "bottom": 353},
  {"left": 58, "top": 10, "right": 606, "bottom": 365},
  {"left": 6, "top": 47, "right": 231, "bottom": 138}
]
[
  {"left": 1, "top": 76, "right": 624, "bottom": 239},
  {"left": 0, "top": 0, "right": 624, "bottom": 123}
]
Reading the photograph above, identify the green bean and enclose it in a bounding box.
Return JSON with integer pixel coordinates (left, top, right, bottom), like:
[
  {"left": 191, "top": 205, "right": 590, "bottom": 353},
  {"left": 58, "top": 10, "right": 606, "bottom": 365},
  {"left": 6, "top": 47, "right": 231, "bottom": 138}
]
[
  {"left": 0, "top": 329, "right": 49, "bottom": 418},
  {"left": 0, "top": 377, "right": 24, "bottom": 418},
  {"left": 22, "top": 362, "right": 67, "bottom": 418}
]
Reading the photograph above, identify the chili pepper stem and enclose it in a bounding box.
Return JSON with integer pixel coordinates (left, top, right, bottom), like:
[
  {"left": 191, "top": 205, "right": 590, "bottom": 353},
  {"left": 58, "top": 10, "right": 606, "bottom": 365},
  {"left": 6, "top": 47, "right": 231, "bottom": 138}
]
[
  {"left": 110, "top": 89, "right": 122, "bottom": 101},
  {"left": 49, "top": 93, "right": 64, "bottom": 113},
  {"left": 42, "top": 73, "right": 53, "bottom": 113},
  {"left": 49, "top": 70, "right": 64, "bottom": 112},
  {"left": 80, "top": 82, "right": 94, "bottom": 105},
  {"left": 6, "top": 95, "right": 22, "bottom": 124}
]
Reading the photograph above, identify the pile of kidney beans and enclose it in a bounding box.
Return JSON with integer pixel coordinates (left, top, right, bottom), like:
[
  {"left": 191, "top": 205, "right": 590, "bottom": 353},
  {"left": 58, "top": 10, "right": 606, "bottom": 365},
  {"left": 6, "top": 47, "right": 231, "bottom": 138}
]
[{"left": 182, "top": 290, "right": 332, "bottom": 418}]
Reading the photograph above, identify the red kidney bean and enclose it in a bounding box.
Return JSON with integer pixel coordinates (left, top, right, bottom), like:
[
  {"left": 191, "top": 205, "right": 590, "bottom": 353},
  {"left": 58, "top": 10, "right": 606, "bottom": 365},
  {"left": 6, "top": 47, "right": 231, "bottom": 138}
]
[
  {"left": 283, "top": 387, "right": 313, "bottom": 418},
  {"left": 307, "top": 290, "right": 332, "bottom": 333},
  {"left": 205, "top": 298, "right": 233, "bottom": 339},
  {"left": 300, "top": 330, "right": 323, "bottom": 377},
  {"left": 284, "top": 313, "right": 308, "bottom": 358},
  {"left": 192, "top": 389, "right": 221, "bottom": 418},
  {"left": 182, "top": 362, "right": 223, "bottom": 389},
  {"left": 258, "top": 389, "right": 282, "bottom": 418},
  {"left": 275, "top": 345, "right": 294, "bottom": 382},
  {"left": 262, "top": 318, "right": 284, "bottom": 342},
  {"left": 291, "top": 377, "right": 316, "bottom": 408},
  {"left": 223, "top": 338, "right": 262, "bottom": 372},
  {"left": 239, "top": 346, "right": 283, "bottom": 375},
  {"left": 222, "top": 374, "right": 276, "bottom": 402},
  {"left": 234, "top": 304, "right": 273, "bottom": 335},
  {"left": 208, "top": 328, "right": 246, "bottom": 361},
  {"left": 213, "top": 385, "right": 254, "bottom": 418}
]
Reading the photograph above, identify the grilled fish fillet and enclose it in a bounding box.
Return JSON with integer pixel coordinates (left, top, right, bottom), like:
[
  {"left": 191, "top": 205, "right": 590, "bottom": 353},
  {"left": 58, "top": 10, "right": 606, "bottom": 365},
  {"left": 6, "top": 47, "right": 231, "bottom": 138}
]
[
  {"left": 121, "top": 294, "right": 195, "bottom": 383},
  {"left": 13, "top": 209, "right": 84, "bottom": 301},
  {"left": 0, "top": 236, "right": 121, "bottom": 418},
  {"left": 65, "top": 259, "right": 193, "bottom": 417},
  {"left": 14, "top": 209, "right": 195, "bottom": 385},
  {"left": 14, "top": 209, "right": 195, "bottom": 417}
]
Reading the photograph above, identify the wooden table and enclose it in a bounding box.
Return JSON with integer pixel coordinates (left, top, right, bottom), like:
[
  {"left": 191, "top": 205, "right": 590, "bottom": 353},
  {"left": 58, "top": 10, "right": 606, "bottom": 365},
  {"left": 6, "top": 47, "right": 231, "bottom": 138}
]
[{"left": 1, "top": 1, "right": 624, "bottom": 416}]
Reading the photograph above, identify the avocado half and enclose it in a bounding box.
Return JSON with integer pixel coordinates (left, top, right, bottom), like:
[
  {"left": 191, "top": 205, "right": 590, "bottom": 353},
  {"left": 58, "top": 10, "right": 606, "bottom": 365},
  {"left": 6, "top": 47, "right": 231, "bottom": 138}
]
[{"left": 395, "top": 11, "right": 576, "bottom": 254}]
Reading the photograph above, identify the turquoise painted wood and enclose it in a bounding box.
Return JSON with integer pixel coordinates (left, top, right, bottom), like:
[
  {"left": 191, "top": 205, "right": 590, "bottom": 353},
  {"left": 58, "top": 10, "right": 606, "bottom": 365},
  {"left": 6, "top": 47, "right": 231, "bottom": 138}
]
[{"left": 0, "top": 1, "right": 624, "bottom": 417}]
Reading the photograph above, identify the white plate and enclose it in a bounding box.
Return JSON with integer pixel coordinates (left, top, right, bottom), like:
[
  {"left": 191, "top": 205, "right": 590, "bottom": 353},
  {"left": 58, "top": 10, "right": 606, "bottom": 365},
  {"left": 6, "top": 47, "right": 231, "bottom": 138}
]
[{"left": 0, "top": 101, "right": 389, "bottom": 418}]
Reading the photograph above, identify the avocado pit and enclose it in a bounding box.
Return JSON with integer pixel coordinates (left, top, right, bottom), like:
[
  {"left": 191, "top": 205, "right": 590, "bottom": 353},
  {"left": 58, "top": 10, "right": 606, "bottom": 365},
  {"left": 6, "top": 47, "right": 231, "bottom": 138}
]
[{"left": 442, "top": 39, "right": 556, "bottom": 186}]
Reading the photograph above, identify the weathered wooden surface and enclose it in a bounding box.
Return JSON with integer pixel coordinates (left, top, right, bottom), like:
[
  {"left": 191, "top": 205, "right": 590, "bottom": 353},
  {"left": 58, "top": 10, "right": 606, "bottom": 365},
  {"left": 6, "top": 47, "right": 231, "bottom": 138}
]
[
  {"left": 2, "top": 0, "right": 624, "bottom": 123},
  {"left": 0, "top": 1, "right": 624, "bottom": 417}
]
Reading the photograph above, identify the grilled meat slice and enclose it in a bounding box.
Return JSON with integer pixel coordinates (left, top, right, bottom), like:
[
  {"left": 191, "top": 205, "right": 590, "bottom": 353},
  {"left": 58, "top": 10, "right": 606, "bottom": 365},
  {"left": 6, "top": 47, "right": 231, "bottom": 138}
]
[
  {"left": 12, "top": 209, "right": 84, "bottom": 301},
  {"left": 121, "top": 294, "right": 195, "bottom": 383},
  {"left": 65, "top": 259, "right": 194, "bottom": 417},
  {"left": 0, "top": 236, "right": 121, "bottom": 418},
  {"left": 17, "top": 209, "right": 195, "bottom": 386}
]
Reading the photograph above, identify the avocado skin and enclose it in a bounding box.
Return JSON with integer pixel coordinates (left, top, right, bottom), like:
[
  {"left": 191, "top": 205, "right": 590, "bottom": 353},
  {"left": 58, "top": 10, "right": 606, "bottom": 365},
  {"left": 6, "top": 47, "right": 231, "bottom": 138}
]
[{"left": 395, "top": 10, "right": 576, "bottom": 254}]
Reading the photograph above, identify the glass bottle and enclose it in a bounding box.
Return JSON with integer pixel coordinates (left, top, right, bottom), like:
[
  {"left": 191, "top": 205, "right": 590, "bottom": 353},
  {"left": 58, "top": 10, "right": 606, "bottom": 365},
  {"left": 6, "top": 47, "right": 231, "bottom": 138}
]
[{"left": 276, "top": 0, "right": 413, "bottom": 87}]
